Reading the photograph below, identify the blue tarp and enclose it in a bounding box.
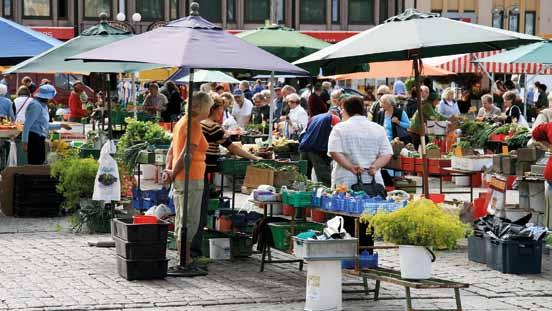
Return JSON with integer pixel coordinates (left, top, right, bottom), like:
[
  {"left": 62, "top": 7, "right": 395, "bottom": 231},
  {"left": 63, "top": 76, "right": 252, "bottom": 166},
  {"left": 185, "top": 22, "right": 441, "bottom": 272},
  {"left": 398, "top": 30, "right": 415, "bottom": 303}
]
[{"left": 0, "top": 17, "right": 61, "bottom": 63}]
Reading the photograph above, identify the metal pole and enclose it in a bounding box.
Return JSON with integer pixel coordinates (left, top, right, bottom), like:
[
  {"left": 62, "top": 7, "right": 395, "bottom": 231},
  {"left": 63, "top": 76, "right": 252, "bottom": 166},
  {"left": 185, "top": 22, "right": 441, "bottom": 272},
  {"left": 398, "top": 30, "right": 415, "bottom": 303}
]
[
  {"left": 413, "top": 56, "right": 429, "bottom": 197},
  {"left": 269, "top": 71, "right": 275, "bottom": 146},
  {"left": 106, "top": 73, "right": 112, "bottom": 139},
  {"left": 179, "top": 68, "right": 194, "bottom": 267},
  {"left": 131, "top": 72, "right": 137, "bottom": 119}
]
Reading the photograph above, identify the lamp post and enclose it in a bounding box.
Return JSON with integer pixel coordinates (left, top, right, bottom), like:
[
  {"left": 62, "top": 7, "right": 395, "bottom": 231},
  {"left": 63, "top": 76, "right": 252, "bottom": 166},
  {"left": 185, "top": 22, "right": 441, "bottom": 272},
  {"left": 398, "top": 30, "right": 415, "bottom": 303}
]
[{"left": 116, "top": 12, "right": 142, "bottom": 118}]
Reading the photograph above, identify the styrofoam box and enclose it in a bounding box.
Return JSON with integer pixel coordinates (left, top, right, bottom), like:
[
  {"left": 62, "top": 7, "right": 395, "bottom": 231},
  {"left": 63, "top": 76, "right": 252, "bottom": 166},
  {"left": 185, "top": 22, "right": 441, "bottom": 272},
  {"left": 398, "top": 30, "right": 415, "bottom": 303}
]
[
  {"left": 293, "top": 237, "right": 357, "bottom": 261},
  {"left": 451, "top": 156, "right": 493, "bottom": 171}
]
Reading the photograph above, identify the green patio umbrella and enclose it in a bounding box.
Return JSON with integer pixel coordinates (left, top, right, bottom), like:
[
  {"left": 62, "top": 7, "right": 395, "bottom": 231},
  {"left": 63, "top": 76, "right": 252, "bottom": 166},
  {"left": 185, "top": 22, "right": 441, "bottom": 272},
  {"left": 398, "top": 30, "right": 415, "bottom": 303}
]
[
  {"left": 5, "top": 17, "right": 162, "bottom": 74},
  {"left": 176, "top": 70, "right": 240, "bottom": 83},
  {"left": 236, "top": 25, "right": 331, "bottom": 62},
  {"left": 294, "top": 9, "right": 542, "bottom": 196},
  {"left": 474, "top": 41, "right": 552, "bottom": 64}
]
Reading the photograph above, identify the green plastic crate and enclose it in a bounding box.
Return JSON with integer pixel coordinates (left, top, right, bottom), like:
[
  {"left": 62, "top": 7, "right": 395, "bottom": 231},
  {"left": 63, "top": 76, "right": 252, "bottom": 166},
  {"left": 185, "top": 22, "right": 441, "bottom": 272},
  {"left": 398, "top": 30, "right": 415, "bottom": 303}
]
[
  {"left": 269, "top": 222, "right": 324, "bottom": 251},
  {"left": 231, "top": 234, "right": 253, "bottom": 258},
  {"left": 79, "top": 148, "right": 101, "bottom": 159},
  {"left": 208, "top": 199, "right": 220, "bottom": 212},
  {"left": 282, "top": 191, "right": 314, "bottom": 208},
  {"left": 219, "top": 159, "right": 252, "bottom": 177}
]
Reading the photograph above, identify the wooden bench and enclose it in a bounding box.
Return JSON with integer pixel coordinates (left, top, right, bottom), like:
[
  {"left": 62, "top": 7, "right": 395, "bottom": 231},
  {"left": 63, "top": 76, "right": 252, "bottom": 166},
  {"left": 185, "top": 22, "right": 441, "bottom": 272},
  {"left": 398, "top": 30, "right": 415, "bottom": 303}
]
[{"left": 361, "top": 267, "right": 469, "bottom": 311}]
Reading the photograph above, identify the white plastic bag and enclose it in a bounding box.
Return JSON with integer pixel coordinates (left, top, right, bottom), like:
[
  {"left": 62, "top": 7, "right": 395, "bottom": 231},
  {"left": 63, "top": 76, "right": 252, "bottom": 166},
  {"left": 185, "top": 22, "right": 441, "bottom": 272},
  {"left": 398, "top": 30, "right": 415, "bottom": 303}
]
[
  {"left": 7, "top": 140, "right": 17, "bottom": 167},
  {"left": 145, "top": 204, "right": 173, "bottom": 219},
  {"left": 93, "top": 140, "right": 121, "bottom": 201}
]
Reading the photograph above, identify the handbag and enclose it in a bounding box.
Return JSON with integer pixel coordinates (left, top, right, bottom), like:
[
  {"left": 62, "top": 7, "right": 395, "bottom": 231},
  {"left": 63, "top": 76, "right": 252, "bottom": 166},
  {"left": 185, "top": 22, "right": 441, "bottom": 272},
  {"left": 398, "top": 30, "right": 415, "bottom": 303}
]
[
  {"left": 394, "top": 123, "right": 410, "bottom": 143},
  {"left": 351, "top": 173, "right": 387, "bottom": 198}
]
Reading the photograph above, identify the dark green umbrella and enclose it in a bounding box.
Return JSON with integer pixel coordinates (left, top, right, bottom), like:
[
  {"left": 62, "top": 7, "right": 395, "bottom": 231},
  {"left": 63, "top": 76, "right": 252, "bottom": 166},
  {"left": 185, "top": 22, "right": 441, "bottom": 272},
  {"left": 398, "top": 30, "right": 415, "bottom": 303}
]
[
  {"left": 295, "top": 9, "right": 542, "bottom": 196},
  {"left": 236, "top": 25, "right": 331, "bottom": 62},
  {"left": 6, "top": 17, "right": 161, "bottom": 74}
]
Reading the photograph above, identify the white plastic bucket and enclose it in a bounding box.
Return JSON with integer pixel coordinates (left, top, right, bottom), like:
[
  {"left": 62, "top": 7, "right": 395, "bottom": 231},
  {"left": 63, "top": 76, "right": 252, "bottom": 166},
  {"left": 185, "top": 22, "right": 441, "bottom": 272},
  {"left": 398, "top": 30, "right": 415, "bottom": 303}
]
[
  {"left": 399, "top": 245, "right": 435, "bottom": 279},
  {"left": 304, "top": 260, "right": 342, "bottom": 311},
  {"left": 209, "top": 238, "right": 231, "bottom": 260}
]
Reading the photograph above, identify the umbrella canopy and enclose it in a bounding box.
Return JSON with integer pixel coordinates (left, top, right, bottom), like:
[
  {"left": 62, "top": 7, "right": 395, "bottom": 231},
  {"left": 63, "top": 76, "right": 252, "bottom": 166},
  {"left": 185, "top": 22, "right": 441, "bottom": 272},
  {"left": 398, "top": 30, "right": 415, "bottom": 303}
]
[
  {"left": 325, "top": 60, "right": 454, "bottom": 80},
  {"left": 425, "top": 51, "right": 552, "bottom": 74},
  {"left": 6, "top": 18, "right": 162, "bottom": 74},
  {"left": 294, "top": 9, "right": 542, "bottom": 75},
  {"left": 68, "top": 14, "right": 307, "bottom": 75},
  {"left": 0, "top": 17, "right": 61, "bottom": 64},
  {"left": 294, "top": 9, "right": 542, "bottom": 198},
  {"left": 176, "top": 70, "right": 240, "bottom": 83},
  {"left": 235, "top": 25, "right": 331, "bottom": 62},
  {"left": 474, "top": 41, "right": 552, "bottom": 65}
]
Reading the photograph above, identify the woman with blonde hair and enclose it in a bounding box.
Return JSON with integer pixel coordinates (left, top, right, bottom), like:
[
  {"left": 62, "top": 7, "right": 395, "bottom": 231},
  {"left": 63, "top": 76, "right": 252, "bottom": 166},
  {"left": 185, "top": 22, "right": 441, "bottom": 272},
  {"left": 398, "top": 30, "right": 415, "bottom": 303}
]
[
  {"left": 437, "top": 88, "right": 460, "bottom": 118},
  {"left": 220, "top": 91, "right": 237, "bottom": 129},
  {"left": 163, "top": 91, "right": 213, "bottom": 273}
]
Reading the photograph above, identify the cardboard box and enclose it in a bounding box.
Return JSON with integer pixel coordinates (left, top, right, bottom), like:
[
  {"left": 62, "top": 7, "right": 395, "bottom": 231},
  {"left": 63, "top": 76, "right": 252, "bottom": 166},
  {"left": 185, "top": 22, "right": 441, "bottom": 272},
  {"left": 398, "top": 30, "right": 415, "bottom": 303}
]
[
  {"left": 243, "top": 166, "right": 274, "bottom": 189},
  {"left": 426, "top": 121, "right": 448, "bottom": 135},
  {"left": 516, "top": 161, "right": 533, "bottom": 177},
  {"left": 501, "top": 156, "right": 516, "bottom": 176},
  {"left": 516, "top": 148, "right": 545, "bottom": 162},
  {"left": 451, "top": 156, "right": 493, "bottom": 171},
  {"left": 492, "top": 155, "right": 503, "bottom": 173},
  {"left": 426, "top": 149, "right": 441, "bottom": 159},
  {"left": 273, "top": 170, "right": 297, "bottom": 188},
  {"left": 1, "top": 165, "right": 51, "bottom": 216}
]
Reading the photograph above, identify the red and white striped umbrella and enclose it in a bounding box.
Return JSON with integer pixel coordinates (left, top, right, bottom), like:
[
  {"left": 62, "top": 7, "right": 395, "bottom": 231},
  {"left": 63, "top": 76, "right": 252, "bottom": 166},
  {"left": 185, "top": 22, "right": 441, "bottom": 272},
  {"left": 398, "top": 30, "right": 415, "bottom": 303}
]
[{"left": 424, "top": 50, "right": 552, "bottom": 74}]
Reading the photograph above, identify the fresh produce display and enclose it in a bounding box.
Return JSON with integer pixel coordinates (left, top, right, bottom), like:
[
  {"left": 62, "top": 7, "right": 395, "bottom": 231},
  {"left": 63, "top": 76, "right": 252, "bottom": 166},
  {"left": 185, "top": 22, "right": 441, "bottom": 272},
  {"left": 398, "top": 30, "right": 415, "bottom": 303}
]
[
  {"left": 425, "top": 143, "right": 439, "bottom": 151},
  {"left": 117, "top": 118, "right": 171, "bottom": 171},
  {"left": 0, "top": 119, "right": 17, "bottom": 129}
]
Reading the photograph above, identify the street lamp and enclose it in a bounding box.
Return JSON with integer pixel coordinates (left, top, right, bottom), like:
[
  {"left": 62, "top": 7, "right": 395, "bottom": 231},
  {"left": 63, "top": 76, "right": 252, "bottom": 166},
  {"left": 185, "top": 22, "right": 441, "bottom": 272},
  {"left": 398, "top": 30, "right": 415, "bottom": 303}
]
[
  {"left": 116, "top": 12, "right": 126, "bottom": 22},
  {"left": 132, "top": 13, "right": 142, "bottom": 23}
]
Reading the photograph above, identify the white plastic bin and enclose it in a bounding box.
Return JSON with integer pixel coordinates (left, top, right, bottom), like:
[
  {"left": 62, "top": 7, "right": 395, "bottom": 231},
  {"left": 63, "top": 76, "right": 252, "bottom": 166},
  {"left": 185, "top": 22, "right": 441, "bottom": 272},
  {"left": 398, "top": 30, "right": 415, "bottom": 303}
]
[
  {"left": 293, "top": 238, "right": 357, "bottom": 261},
  {"left": 209, "top": 238, "right": 231, "bottom": 260}
]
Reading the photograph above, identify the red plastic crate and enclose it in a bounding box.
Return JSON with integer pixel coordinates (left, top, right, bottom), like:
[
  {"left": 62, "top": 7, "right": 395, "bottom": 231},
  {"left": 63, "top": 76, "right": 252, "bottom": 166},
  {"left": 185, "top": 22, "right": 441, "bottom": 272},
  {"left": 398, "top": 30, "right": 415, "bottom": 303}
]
[
  {"left": 401, "top": 157, "right": 415, "bottom": 172},
  {"left": 282, "top": 204, "right": 294, "bottom": 216},
  {"left": 312, "top": 209, "right": 326, "bottom": 222}
]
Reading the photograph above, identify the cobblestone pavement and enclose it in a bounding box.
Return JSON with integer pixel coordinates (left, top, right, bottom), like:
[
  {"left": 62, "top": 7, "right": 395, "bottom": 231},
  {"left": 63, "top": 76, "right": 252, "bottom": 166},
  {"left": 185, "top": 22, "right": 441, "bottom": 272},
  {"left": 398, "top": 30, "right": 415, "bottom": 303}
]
[
  {"left": 0, "top": 229, "right": 551, "bottom": 311},
  {"left": 0, "top": 180, "right": 550, "bottom": 311}
]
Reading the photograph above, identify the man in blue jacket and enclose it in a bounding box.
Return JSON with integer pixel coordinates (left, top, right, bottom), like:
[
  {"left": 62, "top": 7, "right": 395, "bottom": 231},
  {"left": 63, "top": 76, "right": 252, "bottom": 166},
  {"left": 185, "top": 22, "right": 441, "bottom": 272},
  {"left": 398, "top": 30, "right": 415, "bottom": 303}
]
[{"left": 299, "top": 112, "right": 340, "bottom": 187}]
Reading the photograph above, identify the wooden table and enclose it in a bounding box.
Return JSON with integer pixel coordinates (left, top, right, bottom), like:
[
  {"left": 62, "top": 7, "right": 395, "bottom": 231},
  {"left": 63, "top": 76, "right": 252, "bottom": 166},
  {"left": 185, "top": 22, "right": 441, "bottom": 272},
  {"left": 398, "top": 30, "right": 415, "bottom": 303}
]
[
  {"left": 361, "top": 267, "right": 469, "bottom": 311},
  {"left": 440, "top": 167, "right": 480, "bottom": 202}
]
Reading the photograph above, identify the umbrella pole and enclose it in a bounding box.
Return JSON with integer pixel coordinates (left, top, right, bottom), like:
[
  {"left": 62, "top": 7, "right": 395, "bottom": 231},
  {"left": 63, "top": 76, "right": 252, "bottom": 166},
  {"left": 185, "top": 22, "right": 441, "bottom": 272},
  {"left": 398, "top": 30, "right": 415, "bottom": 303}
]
[
  {"left": 106, "top": 73, "right": 112, "bottom": 139},
  {"left": 169, "top": 68, "right": 202, "bottom": 277},
  {"left": 131, "top": 72, "right": 137, "bottom": 119},
  {"left": 413, "top": 57, "right": 429, "bottom": 197},
  {"left": 269, "top": 71, "right": 275, "bottom": 146}
]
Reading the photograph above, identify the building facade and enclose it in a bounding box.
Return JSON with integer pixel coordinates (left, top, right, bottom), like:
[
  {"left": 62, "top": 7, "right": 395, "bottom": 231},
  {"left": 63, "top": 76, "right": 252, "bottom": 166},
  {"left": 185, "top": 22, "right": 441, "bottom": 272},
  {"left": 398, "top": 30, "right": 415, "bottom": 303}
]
[
  {"left": 0, "top": 0, "right": 408, "bottom": 38},
  {"left": 411, "top": 0, "right": 552, "bottom": 36},
  {"left": 0, "top": 0, "right": 551, "bottom": 40}
]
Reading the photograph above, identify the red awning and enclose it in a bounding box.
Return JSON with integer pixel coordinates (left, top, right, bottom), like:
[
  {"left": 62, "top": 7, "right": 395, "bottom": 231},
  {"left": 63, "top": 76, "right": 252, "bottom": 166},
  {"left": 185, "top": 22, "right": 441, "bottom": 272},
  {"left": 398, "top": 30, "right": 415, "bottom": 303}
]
[{"left": 424, "top": 50, "right": 552, "bottom": 74}]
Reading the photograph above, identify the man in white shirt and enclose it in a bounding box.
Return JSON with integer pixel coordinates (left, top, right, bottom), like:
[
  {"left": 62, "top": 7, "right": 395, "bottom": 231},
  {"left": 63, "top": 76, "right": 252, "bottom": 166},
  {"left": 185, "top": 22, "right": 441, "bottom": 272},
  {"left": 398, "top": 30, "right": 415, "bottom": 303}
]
[
  {"left": 281, "top": 93, "right": 308, "bottom": 138},
  {"left": 328, "top": 96, "right": 393, "bottom": 188},
  {"left": 231, "top": 89, "right": 253, "bottom": 128}
]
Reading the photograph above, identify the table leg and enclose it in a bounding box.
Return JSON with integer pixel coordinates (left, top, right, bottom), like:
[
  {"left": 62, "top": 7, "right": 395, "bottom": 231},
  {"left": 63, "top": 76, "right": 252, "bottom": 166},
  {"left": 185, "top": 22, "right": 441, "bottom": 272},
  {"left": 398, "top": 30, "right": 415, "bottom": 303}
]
[
  {"left": 270, "top": 203, "right": 273, "bottom": 217},
  {"left": 374, "top": 280, "right": 380, "bottom": 301},
  {"left": 220, "top": 173, "right": 224, "bottom": 199},
  {"left": 362, "top": 276, "right": 369, "bottom": 296},
  {"left": 299, "top": 260, "right": 303, "bottom": 271},
  {"left": 454, "top": 288, "right": 463, "bottom": 311},
  {"left": 232, "top": 175, "right": 236, "bottom": 210},
  {"left": 354, "top": 218, "right": 360, "bottom": 271},
  {"left": 440, "top": 173, "right": 443, "bottom": 195},
  {"left": 405, "top": 287, "right": 413, "bottom": 311},
  {"left": 260, "top": 244, "right": 267, "bottom": 272},
  {"left": 469, "top": 174, "right": 473, "bottom": 202}
]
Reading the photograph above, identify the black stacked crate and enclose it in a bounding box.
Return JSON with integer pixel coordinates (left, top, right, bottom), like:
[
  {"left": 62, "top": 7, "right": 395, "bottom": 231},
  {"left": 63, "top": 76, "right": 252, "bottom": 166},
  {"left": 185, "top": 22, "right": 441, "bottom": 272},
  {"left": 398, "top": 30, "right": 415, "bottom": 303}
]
[
  {"left": 13, "top": 174, "right": 63, "bottom": 217},
  {"left": 112, "top": 218, "right": 170, "bottom": 280}
]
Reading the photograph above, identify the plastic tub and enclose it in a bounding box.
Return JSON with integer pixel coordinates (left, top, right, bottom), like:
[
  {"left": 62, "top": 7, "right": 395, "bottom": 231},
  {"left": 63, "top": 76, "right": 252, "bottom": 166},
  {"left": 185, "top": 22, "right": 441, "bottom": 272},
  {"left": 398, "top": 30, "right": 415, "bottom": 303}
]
[
  {"left": 112, "top": 218, "right": 169, "bottom": 243},
  {"left": 209, "top": 238, "right": 231, "bottom": 260},
  {"left": 293, "top": 237, "right": 357, "bottom": 260},
  {"left": 427, "top": 194, "right": 445, "bottom": 204},
  {"left": 133, "top": 215, "right": 158, "bottom": 224}
]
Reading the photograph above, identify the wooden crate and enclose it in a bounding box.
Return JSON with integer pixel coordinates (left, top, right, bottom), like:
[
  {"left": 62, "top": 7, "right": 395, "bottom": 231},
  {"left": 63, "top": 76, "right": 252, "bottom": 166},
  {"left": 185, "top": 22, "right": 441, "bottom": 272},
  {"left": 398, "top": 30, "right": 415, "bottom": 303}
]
[{"left": 243, "top": 166, "right": 274, "bottom": 188}]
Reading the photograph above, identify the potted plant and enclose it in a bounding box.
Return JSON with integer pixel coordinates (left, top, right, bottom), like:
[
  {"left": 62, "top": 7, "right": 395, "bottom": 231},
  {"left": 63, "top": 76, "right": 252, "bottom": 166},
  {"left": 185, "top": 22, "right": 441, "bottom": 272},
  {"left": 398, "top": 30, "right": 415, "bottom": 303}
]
[
  {"left": 363, "top": 198, "right": 466, "bottom": 279},
  {"left": 51, "top": 154, "right": 110, "bottom": 232}
]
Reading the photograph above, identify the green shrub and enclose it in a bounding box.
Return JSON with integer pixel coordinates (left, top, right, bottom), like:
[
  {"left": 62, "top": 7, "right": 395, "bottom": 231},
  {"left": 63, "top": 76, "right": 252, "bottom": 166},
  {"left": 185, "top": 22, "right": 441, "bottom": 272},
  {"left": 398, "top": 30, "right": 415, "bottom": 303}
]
[
  {"left": 361, "top": 199, "right": 467, "bottom": 250},
  {"left": 51, "top": 155, "right": 99, "bottom": 211}
]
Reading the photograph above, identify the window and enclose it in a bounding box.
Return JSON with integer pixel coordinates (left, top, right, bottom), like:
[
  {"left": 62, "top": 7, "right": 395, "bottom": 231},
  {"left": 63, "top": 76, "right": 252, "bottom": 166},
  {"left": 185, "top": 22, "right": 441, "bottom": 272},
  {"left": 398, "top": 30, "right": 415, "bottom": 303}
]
[
  {"left": 170, "top": 0, "right": 178, "bottom": 20},
  {"left": 84, "top": 0, "right": 111, "bottom": 19},
  {"left": 244, "top": 0, "right": 269, "bottom": 23},
  {"left": 508, "top": 13, "right": 519, "bottom": 32},
  {"left": 198, "top": 0, "right": 221, "bottom": 22},
  {"left": 58, "top": 0, "right": 67, "bottom": 19},
  {"left": 349, "top": 0, "right": 374, "bottom": 24},
  {"left": 379, "top": 0, "right": 388, "bottom": 22},
  {"left": 300, "top": 0, "right": 326, "bottom": 24},
  {"left": 525, "top": 11, "right": 535, "bottom": 35},
  {"left": 136, "top": 0, "right": 164, "bottom": 21},
  {"left": 492, "top": 11, "right": 503, "bottom": 29},
  {"left": 227, "top": 0, "right": 236, "bottom": 22},
  {"left": 3, "top": 0, "right": 11, "bottom": 17},
  {"left": 331, "top": 0, "right": 340, "bottom": 24},
  {"left": 277, "top": 0, "right": 285, "bottom": 24},
  {"left": 23, "top": 0, "right": 51, "bottom": 17}
]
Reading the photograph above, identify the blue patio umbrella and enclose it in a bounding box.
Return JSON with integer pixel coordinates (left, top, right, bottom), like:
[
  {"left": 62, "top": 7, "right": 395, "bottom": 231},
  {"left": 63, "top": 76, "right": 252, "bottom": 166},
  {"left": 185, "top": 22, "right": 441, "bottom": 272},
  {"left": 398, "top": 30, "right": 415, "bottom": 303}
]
[{"left": 0, "top": 17, "right": 61, "bottom": 64}]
